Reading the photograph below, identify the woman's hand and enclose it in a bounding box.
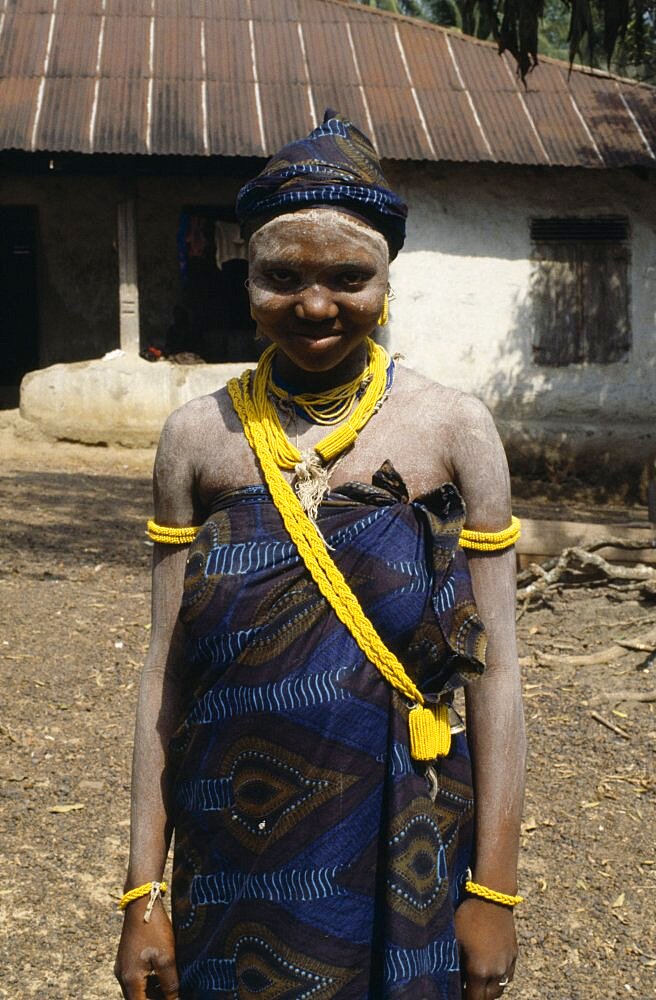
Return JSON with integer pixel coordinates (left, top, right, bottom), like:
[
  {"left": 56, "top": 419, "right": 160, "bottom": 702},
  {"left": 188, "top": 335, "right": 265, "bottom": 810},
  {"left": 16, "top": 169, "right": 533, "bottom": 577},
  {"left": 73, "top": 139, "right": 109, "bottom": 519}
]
[
  {"left": 115, "top": 898, "right": 179, "bottom": 999},
  {"left": 455, "top": 898, "right": 517, "bottom": 999}
]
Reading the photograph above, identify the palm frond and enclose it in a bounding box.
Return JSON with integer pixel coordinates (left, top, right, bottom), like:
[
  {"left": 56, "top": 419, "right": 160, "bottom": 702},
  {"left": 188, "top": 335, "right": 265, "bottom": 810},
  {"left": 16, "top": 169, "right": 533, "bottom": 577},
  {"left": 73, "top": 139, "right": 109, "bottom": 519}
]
[{"left": 354, "top": 0, "right": 654, "bottom": 79}]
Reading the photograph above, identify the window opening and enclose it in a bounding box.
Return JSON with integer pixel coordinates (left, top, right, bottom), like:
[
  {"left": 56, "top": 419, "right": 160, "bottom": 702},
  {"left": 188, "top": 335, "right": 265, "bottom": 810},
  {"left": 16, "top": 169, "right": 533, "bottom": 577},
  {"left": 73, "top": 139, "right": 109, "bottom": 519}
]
[{"left": 530, "top": 216, "right": 630, "bottom": 367}]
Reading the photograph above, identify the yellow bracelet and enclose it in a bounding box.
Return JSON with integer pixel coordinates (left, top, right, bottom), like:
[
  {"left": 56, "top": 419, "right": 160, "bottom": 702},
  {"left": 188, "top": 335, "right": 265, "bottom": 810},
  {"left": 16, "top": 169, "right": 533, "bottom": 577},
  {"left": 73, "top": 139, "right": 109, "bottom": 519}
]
[
  {"left": 119, "top": 881, "right": 168, "bottom": 922},
  {"left": 146, "top": 520, "right": 200, "bottom": 544},
  {"left": 465, "top": 879, "right": 523, "bottom": 907},
  {"left": 459, "top": 516, "right": 521, "bottom": 552}
]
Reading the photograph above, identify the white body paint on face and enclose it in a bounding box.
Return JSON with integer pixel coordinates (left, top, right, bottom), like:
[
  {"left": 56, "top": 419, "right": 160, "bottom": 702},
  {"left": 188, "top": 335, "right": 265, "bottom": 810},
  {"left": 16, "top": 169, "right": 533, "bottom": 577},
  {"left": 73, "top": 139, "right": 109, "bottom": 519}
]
[
  {"left": 248, "top": 208, "right": 389, "bottom": 265},
  {"left": 247, "top": 208, "right": 390, "bottom": 383}
]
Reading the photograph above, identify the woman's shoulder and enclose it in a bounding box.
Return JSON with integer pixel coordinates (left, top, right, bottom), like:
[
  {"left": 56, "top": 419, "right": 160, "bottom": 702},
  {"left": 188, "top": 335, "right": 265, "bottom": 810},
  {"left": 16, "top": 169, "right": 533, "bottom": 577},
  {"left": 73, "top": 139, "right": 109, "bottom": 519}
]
[
  {"left": 155, "top": 386, "right": 248, "bottom": 483},
  {"left": 392, "top": 364, "right": 495, "bottom": 430},
  {"left": 158, "top": 386, "right": 239, "bottom": 447}
]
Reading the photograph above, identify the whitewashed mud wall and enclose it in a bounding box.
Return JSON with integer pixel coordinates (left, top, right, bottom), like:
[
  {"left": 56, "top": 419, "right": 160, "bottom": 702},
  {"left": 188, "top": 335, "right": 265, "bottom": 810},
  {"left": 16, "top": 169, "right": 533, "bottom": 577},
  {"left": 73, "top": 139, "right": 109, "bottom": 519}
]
[{"left": 384, "top": 162, "right": 656, "bottom": 473}]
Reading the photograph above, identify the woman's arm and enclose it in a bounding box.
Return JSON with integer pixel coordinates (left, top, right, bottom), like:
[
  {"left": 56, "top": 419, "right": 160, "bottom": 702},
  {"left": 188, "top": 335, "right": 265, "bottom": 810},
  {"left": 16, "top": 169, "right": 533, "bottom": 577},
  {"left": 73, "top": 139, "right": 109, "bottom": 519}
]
[
  {"left": 449, "top": 395, "right": 527, "bottom": 1000},
  {"left": 115, "top": 412, "right": 198, "bottom": 1000}
]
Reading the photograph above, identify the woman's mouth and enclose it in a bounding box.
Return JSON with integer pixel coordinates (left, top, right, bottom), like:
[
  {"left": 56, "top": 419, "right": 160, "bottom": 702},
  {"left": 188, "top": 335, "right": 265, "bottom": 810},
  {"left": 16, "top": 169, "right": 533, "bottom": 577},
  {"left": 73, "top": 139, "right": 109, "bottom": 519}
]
[{"left": 289, "top": 328, "right": 341, "bottom": 343}]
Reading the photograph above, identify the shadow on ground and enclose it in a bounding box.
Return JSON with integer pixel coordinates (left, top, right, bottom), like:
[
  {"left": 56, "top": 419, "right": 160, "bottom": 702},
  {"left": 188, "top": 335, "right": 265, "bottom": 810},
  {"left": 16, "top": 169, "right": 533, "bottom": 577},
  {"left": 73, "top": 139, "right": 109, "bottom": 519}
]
[{"left": 0, "top": 471, "right": 153, "bottom": 572}]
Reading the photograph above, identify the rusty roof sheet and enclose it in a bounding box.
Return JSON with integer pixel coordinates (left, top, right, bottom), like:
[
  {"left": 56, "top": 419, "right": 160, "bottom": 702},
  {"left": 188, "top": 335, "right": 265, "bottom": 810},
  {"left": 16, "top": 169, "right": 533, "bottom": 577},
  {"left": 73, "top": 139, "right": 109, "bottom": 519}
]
[
  {"left": 0, "top": 0, "right": 654, "bottom": 168},
  {"left": 519, "top": 60, "right": 603, "bottom": 167},
  {"left": 94, "top": 77, "right": 148, "bottom": 154}
]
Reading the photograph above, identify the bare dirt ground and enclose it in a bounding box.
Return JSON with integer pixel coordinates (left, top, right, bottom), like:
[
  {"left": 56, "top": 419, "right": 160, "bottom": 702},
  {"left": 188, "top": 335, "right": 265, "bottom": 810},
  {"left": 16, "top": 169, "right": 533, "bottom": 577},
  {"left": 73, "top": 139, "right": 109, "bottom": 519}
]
[{"left": 1, "top": 424, "right": 654, "bottom": 1000}]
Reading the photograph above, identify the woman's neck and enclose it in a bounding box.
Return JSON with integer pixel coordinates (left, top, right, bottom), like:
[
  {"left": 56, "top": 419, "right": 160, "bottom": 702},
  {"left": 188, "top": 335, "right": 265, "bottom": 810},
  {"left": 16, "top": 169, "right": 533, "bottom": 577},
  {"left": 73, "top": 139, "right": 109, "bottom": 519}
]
[{"left": 271, "top": 342, "right": 370, "bottom": 394}]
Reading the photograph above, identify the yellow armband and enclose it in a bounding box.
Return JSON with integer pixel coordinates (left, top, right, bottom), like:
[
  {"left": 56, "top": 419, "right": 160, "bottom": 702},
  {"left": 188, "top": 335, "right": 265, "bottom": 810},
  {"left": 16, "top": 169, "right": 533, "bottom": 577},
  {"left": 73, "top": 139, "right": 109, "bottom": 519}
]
[
  {"left": 146, "top": 520, "right": 200, "bottom": 544},
  {"left": 459, "top": 516, "right": 521, "bottom": 552}
]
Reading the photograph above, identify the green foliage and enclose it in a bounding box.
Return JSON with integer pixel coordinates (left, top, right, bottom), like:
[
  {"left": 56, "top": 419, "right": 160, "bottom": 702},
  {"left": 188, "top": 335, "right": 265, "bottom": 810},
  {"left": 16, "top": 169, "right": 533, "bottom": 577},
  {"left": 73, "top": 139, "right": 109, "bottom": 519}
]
[
  {"left": 355, "top": 0, "right": 656, "bottom": 79},
  {"left": 361, "top": 0, "right": 425, "bottom": 12},
  {"left": 613, "top": 1, "right": 656, "bottom": 80},
  {"left": 537, "top": 0, "right": 571, "bottom": 59}
]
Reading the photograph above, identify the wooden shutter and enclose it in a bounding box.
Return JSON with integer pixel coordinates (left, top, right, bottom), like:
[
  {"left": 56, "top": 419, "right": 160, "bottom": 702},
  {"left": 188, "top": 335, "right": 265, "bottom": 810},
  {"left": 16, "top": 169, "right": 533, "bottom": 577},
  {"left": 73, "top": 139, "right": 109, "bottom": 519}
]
[
  {"left": 531, "top": 243, "right": 581, "bottom": 366},
  {"left": 580, "top": 243, "right": 630, "bottom": 363}
]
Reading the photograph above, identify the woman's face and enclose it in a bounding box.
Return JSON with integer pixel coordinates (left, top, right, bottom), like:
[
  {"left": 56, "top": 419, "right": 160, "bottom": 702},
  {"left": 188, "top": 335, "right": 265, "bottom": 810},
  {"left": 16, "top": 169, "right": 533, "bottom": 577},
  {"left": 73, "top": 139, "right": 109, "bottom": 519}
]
[{"left": 248, "top": 209, "right": 389, "bottom": 377}]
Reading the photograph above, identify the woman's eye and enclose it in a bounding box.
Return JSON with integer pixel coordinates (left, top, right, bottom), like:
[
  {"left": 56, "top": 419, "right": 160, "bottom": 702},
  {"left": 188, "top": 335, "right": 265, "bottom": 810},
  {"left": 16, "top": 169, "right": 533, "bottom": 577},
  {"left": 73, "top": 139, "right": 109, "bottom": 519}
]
[
  {"left": 337, "top": 271, "right": 369, "bottom": 288},
  {"left": 266, "top": 269, "right": 298, "bottom": 286}
]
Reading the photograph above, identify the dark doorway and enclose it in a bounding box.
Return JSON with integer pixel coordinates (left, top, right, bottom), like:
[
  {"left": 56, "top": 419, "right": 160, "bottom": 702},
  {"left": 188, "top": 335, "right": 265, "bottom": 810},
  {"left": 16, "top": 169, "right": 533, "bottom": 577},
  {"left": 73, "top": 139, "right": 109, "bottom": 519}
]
[
  {"left": 173, "top": 207, "right": 259, "bottom": 363},
  {"left": 0, "top": 206, "right": 40, "bottom": 407}
]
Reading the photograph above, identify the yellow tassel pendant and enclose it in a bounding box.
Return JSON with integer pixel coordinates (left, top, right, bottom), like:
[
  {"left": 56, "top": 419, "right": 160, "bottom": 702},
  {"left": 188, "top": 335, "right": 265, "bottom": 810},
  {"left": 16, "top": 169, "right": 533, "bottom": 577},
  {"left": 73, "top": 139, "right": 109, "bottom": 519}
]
[{"left": 408, "top": 703, "right": 452, "bottom": 761}]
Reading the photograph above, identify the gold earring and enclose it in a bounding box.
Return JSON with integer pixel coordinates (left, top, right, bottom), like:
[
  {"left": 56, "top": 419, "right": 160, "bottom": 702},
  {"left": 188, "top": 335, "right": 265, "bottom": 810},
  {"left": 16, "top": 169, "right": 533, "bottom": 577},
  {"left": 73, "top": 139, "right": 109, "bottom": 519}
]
[{"left": 377, "top": 292, "right": 389, "bottom": 327}]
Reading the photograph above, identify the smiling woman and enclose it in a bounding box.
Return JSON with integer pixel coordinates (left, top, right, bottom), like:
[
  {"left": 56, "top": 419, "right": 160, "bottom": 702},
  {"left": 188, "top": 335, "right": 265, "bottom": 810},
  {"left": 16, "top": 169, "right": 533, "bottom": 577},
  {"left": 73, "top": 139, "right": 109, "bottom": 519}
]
[{"left": 115, "top": 111, "right": 526, "bottom": 1000}]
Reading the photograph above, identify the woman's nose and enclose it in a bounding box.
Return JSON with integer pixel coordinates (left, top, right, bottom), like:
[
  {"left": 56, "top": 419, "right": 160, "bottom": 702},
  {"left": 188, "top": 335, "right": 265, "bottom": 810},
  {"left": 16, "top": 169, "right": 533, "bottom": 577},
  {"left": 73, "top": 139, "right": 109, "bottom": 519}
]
[{"left": 294, "top": 286, "right": 338, "bottom": 321}]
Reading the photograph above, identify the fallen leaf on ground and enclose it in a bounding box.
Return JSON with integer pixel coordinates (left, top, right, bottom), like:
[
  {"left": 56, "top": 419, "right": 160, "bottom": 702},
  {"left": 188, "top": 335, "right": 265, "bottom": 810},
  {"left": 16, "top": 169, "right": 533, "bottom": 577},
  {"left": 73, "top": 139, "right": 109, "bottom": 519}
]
[{"left": 48, "top": 803, "right": 84, "bottom": 813}]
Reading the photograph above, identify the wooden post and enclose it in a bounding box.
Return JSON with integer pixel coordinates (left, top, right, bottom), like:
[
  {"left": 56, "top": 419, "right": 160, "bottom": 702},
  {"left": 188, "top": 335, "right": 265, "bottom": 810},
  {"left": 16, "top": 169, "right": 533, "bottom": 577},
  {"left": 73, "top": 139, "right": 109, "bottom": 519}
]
[{"left": 117, "top": 198, "right": 140, "bottom": 354}]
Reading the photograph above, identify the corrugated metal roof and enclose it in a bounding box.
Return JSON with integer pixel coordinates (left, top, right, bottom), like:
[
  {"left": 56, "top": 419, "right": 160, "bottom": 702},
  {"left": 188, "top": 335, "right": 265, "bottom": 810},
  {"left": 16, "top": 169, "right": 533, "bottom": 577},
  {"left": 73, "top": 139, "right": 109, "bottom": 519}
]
[
  {"left": 520, "top": 60, "right": 603, "bottom": 167},
  {"left": 94, "top": 77, "right": 148, "bottom": 154},
  {"left": 0, "top": 0, "right": 654, "bottom": 167}
]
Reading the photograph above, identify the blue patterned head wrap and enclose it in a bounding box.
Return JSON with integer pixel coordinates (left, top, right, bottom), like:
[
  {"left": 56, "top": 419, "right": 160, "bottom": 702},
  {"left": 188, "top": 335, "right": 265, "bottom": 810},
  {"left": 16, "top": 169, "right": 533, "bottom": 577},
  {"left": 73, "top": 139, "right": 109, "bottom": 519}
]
[{"left": 235, "top": 110, "right": 407, "bottom": 259}]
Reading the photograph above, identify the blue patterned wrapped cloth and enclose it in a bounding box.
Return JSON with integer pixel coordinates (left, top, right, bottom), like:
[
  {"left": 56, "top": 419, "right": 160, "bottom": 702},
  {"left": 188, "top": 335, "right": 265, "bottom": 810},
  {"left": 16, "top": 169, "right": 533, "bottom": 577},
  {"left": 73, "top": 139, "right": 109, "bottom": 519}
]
[
  {"left": 171, "top": 465, "right": 486, "bottom": 998},
  {"left": 235, "top": 110, "right": 408, "bottom": 259}
]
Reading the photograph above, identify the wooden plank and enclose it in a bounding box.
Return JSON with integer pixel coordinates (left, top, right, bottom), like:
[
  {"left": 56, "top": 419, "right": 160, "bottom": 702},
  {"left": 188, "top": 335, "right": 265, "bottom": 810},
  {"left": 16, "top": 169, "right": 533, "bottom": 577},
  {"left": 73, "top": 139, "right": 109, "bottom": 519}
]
[
  {"left": 580, "top": 242, "right": 630, "bottom": 363},
  {"left": 117, "top": 198, "right": 140, "bottom": 355},
  {"left": 516, "top": 518, "right": 656, "bottom": 567},
  {"left": 531, "top": 243, "right": 580, "bottom": 366}
]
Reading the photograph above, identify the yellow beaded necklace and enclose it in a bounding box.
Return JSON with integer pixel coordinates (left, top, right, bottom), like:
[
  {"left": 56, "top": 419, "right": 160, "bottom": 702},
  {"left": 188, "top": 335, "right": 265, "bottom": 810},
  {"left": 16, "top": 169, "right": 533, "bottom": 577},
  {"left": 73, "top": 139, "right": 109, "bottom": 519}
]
[
  {"left": 252, "top": 338, "right": 390, "bottom": 472},
  {"left": 266, "top": 341, "right": 379, "bottom": 427}
]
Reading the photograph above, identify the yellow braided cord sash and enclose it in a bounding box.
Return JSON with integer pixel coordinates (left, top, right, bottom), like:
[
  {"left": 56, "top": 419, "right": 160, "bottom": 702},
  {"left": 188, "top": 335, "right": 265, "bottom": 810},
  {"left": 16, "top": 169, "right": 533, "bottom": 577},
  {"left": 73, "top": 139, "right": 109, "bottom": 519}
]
[
  {"left": 147, "top": 520, "right": 200, "bottom": 544},
  {"left": 459, "top": 516, "right": 521, "bottom": 552},
  {"left": 119, "top": 880, "right": 168, "bottom": 911},
  {"left": 227, "top": 371, "right": 450, "bottom": 762},
  {"left": 465, "top": 880, "right": 523, "bottom": 907}
]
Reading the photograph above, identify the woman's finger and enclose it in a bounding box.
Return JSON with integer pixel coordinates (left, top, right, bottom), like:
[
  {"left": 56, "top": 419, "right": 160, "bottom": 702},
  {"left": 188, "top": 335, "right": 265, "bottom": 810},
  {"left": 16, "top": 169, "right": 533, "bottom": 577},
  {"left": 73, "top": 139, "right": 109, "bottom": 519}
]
[
  {"left": 147, "top": 957, "right": 180, "bottom": 998},
  {"left": 462, "top": 973, "right": 487, "bottom": 1000},
  {"left": 492, "top": 954, "right": 517, "bottom": 997},
  {"left": 114, "top": 966, "right": 147, "bottom": 1000},
  {"left": 462, "top": 967, "right": 515, "bottom": 1000},
  {"left": 484, "top": 967, "right": 515, "bottom": 999}
]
